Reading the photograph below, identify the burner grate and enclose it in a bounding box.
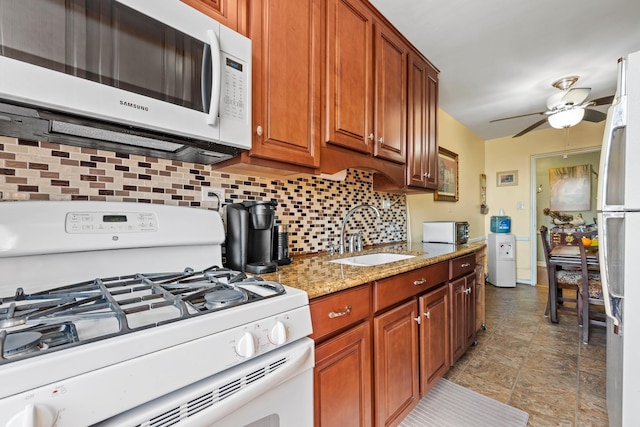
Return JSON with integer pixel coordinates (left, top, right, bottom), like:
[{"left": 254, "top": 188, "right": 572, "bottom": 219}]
[{"left": 0, "top": 267, "right": 286, "bottom": 364}]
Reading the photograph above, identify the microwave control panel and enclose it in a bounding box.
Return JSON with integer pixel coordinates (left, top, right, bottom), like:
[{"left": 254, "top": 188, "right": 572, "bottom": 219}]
[{"left": 65, "top": 212, "right": 158, "bottom": 233}]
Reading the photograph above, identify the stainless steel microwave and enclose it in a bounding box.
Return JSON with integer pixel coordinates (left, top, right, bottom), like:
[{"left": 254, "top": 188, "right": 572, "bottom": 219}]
[
  {"left": 423, "top": 221, "right": 469, "bottom": 244},
  {"left": 0, "top": 0, "right": 251, "bottom": 164}
]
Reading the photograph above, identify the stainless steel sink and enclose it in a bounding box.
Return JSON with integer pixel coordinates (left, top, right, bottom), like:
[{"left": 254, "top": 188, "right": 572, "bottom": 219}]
[{"left": 328, "top": 253, "right": 416, "bottom": 267}]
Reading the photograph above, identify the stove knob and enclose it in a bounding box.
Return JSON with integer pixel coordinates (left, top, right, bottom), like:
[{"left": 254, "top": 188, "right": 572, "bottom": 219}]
[
  {"left": 236, "top": 331, "right": 257, "bottom": 358},
  {"left": 268, "top": 321, "right": 287, "bottom": 345},
  {"left": 8, "top": 403, "right": 56, "bottom": 427}
]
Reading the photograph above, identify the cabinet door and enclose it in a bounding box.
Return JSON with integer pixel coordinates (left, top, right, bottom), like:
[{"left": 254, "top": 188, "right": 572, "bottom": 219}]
[
  {"left": 449, "top": 276, "right": 467, "bottom": 364},
  {"left": 326, "top": 0, "right": 374, "bottom": 154},
  {"left": 464, "top": 272, "right": 477, "bottom": 349},
  {"left": 374, "top": 300, "right": 419, "bottom": 427},
  {"left": 373, "top": 23, "right": 407, "bottom": 164},
  {"left": 407, "top": 52, "right": 438, "bottom": 189},
  {"left": 418, "top": 285, "right": 449, "bottom": 397},
  {"left": 249, "top": 0, "right": 321, "bottom": 168},
  {"left": 315, "top": 321, "right": 372, "bottom": 427},
  {"left": 181, "top": 0, "right": 243, "bottom": 32}
]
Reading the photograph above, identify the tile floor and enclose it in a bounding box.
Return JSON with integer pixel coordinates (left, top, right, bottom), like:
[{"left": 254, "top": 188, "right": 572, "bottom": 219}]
[{"left": 444, "top": 283, "right": 608, "bottom": 426}]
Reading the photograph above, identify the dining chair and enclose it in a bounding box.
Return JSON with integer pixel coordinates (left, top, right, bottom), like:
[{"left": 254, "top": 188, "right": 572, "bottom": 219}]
[
  {"left": 540, "top": 226, "right": 581, "bottom": 320},
  {"left": 576, "top": 237, "right": 605, "bottom": 344}
]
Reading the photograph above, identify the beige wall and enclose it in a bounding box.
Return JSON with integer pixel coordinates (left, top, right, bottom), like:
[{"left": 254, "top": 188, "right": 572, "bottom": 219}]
[
  {"left": 407, "top": 111, "right": 605, "bottom": 284},
  {"left": 406, "top": 110, "right": 486, "bottom": 243},
  {"left": 484, "top": 120, "right": 605, "bottom": 283}
]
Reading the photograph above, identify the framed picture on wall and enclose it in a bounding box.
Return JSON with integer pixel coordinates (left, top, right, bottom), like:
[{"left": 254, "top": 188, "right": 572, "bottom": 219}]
[
  {"left": 434, "top": 147, "right": 459, "bottom": 202},
  {"left": 549, "top": 164, "right": 591, "bottom": 211},
  {"left": 496, "top": 170, "right": 518, "bottom": 187}
]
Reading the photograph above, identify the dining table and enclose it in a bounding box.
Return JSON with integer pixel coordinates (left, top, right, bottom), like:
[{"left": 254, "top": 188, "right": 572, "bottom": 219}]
[{"left": 547, "top": 244, "right": 599, "bottom": 323}]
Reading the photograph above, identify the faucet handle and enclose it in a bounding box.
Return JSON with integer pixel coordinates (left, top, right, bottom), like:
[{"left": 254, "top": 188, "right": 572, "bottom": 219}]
[{"left": 325, "top": 239, "right": 336, "bottom": 256}]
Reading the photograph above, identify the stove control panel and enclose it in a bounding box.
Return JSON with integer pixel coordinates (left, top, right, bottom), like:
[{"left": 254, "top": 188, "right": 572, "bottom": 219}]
[{"left": 65, "top": 211, "right": 158, "bottom": 234}]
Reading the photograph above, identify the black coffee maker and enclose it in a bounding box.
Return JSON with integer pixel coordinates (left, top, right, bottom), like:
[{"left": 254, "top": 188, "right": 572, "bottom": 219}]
[{"left": 225, "top": 200, "right": 278, "bottom": 274}]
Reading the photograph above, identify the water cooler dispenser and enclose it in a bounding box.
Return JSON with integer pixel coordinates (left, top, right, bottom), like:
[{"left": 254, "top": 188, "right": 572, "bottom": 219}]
[{"left": 487, "top": 214, "right": 516, "bottom": 287}]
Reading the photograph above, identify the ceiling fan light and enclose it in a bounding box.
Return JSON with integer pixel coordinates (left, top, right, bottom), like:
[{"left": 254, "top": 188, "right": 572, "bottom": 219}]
[{"left": 548, "top": 109, "right": 585, "bottom": 129}]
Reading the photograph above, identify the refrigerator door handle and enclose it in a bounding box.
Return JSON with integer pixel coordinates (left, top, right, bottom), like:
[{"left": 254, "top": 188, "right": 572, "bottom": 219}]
[{"left": 598, "top": 212, "right": 624, "bottom": 333}]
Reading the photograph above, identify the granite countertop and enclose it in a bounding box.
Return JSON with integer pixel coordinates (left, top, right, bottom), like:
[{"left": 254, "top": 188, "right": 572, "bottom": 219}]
[{"left": 259, "top": 241, "right": 486, "bottom": 299}]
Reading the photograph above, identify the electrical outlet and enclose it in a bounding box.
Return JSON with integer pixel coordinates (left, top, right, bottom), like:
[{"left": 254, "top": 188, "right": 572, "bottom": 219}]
[
  {"left": 382, "top": 200, "right": 391, "bottom": 209},
  {"left": 201, "top": 187, "right": 225, "bottom": 203}
]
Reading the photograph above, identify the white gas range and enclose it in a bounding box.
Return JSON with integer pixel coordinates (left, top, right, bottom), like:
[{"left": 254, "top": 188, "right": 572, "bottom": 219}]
[{"left": 0, "top": 201, "right": 313, "bottom": 427}]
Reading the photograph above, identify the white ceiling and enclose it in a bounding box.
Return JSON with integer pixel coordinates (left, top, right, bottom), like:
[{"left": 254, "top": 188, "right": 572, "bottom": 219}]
[{"left": 369, "top": 0, "right": 640, "bottom": 140}]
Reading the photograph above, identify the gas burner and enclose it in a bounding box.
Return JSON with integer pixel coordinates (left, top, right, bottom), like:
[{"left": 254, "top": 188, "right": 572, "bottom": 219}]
[
  {"left": 3, "top": 331, "right": 42, "bottom": 358},
  {"left": 204, "top": 287, "right": 248, "bottom": 310}
]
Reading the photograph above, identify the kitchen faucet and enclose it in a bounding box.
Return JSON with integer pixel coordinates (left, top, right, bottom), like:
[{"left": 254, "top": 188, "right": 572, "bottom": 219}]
[{"left": 339, "top": 204, "right": 381, "bottom": 254}]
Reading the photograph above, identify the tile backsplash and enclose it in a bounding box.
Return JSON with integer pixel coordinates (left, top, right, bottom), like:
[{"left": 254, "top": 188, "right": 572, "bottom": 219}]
[{"left": 0, "top": 137, "right": 407, "bottom": 254}]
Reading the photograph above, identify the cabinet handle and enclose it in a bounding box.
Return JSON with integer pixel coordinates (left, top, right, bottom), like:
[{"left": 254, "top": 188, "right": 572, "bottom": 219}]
[
  {"left": 378, "top": 137, "right": 384, "bottom": 144},
  {"left": 414, "top": 316, "right": 421, "bottom": 325},
  {"left": 413, "top": 278, "right": 427, "bottom": 286},
  {"left": 328, "top": 305, "right": 352, "bottom": 319},
  {"left": 423, "top": 172, "right": 431, "bottom": 178},
  {"left": 424, "top": 311, "right": 430, "bottom": 319},
  {"left": 460, "top": 263, "right": 471, "bottom": 268},
  {"left": 256, "top": 125, "right": 263, "bottom": 136}
]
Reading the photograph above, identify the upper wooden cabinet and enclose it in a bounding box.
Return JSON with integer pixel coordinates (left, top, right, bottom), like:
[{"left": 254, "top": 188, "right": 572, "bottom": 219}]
[
  {"left": 323, "top": 0, "right": 409, "bottom": 186},
  {"left": 213, "top": 0, "right": 321, "bottom": 174},
  {"left": 325, "top": 0, "right": 373, "bottom": 154},
  {"left": 373, "top": 24, "right": 408, "bottom": 164},
  {"left": 248, "top": 0, "right": 322, "bottom": 169},
  {"left": 407, "top": 51, "right": 438, "bottom": 190},
  {"left": 181, "top": 0, "right": 246, "bottom": 33}
]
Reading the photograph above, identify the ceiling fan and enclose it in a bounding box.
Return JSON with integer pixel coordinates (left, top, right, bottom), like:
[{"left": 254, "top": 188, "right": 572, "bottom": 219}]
[{"left": 491, "top": 76, "right": 614, "bottom": 138}]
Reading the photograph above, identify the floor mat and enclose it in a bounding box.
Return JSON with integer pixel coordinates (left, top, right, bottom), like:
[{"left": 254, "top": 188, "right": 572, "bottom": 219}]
[{"left": 399, "top": 379, "right": 529, "bottom": 427}]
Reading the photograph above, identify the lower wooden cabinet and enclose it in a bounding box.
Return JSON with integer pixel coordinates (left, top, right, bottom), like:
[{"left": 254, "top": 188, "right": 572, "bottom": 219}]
[
  {"left": 314, "top": 321, "right": 372, "bottom": 427},
  {"left": 311, "top": 252, "right": 483, "bottom": 426},
  {"left": 449, "top": 271, "right": 476, "bottom": 365},
  {"left": 374, "top": 300, "right": 419, "bottom": 427},
  {"left": 418, "top": 284, "right": 449, "bottom": 396}
]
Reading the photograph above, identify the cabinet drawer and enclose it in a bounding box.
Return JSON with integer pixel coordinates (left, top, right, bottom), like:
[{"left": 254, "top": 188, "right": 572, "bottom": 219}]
[
  {"left": 373, "top": 262, "right": 448, "bottom": 312},
  {"left": 310, "top": 285, "right": 371, "bottom": 341},
  {"left": 449, "top": 254, "right": 475, "bottom": 280}
]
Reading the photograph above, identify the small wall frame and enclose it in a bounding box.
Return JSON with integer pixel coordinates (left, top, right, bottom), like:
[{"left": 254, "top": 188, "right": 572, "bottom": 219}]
[{"left": 496, "top": 170, "right": 518, "bottom": 187}]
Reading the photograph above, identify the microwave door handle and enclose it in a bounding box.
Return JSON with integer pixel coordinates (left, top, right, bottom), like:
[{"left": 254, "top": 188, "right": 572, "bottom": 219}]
[{"left": 205, "top": 29, "right": 221, "bottom": 126}]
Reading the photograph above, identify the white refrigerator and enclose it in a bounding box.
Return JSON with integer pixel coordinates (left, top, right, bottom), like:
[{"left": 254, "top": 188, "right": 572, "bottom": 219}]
[{"left": 599, "top": 50, "right": 640, "bottom": 427}]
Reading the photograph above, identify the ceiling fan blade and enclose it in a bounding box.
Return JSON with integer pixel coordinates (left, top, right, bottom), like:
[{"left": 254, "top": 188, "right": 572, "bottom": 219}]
[
  {"left": 590, "top": 95, "right": 615, "bottom": 106},
  {"left": 490, "top": 111, "right": 545, "bottom": 123},
  {"left": 560, "top": 88, "right": 591, "bottom": 106},
  {"left": 582, "top": 109, "right": 607, "bottom": 122},
  {"left": 513, "top": 118, "right": 549, "bottom": 138}
]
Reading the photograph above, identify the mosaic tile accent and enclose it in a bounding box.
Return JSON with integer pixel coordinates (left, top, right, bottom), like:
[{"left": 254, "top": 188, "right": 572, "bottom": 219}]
[{"left": 0, "top": 137, "right": 407, "bottom": 254}]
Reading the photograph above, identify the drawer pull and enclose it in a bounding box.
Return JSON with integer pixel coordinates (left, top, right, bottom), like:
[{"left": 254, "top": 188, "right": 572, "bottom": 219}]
[
  {"left": 328, "top": 305, "right": 352, "bottom": 318},
  {"left": 460, "top": 263, "right": 471, "bottom": 268},
  {"left": 413, "top": 278, "right": 427, "bottom": 286}
]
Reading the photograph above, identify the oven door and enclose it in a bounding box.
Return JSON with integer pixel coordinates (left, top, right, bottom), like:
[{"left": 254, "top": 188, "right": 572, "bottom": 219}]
[{"left": 96, "top": 338, "right": 314, "bottom": 427}]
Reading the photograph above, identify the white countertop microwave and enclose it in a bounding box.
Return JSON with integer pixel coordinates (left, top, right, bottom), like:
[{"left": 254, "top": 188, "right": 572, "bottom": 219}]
[
  {"left": 0, "top": 0, "right": 251, "bottom": 164},
  {"left": 423, "top": 221, "right": 470, "bottom": 244}
]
